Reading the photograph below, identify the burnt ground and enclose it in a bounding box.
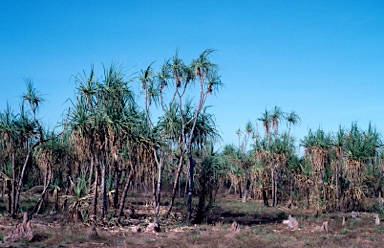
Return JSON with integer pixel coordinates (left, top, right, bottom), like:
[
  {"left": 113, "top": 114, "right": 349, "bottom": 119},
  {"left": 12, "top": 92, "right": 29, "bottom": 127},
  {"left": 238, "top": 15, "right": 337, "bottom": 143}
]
[{"left": 1, "top": 195, "right": 384, "bottom": 247}]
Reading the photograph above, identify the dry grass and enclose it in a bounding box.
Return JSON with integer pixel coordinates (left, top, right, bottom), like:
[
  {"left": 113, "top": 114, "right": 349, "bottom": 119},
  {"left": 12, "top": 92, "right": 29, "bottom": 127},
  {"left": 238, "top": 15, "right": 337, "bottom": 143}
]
[{"left": 1, "top": 195, "right": 384, "bottom": 247}]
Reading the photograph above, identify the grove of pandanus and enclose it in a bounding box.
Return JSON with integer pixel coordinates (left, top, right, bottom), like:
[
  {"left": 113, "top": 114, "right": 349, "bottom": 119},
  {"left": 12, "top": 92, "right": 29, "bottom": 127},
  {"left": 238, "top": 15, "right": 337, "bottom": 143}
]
[
  {"left": 1, "top": 51, "right": 384, "bottom": 230},
  {"left": 227, "top": 107, "right": 383, "bottom": 214},
  {"left": 0, "top": 50, "right": 224, "bottom": 228}
]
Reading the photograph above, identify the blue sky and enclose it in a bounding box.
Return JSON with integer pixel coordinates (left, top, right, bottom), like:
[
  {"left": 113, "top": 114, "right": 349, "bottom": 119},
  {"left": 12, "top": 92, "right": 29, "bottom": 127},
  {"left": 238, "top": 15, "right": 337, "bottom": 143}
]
[{"left": 1, "top": 1, "right": 383, "bottom": 150}]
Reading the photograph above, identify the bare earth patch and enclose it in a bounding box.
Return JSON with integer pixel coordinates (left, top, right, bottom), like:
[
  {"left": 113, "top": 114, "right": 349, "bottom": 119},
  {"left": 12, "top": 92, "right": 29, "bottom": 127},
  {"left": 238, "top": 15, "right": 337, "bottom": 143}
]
[{"left": 1, "top": 197, "right": 384, "bottom": 247}]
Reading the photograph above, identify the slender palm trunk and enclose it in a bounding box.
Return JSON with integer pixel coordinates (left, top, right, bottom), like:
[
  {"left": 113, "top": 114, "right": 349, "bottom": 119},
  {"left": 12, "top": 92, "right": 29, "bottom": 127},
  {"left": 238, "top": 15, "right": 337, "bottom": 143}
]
[
  {"left": 153, "top": 151, "right": 164, "bottom": 224},
  {"left": 187, "top": 153, "right": 195, "bottom": 220},
  {"left": 242, "top": 178, "right": 250, "bottom": 203},
  {"left": 14, "top": 146, "right": 36, "bottom": 216},
  {"left": 118, "top": 168, "right": 133, "bottom": 216},
  {"left": 7, "top": 179, "right": 12, "bottom": 214},
  {"left": 92, "top": 158, "right": 98, "bottom": 219},
  {"left": 238, "top": 181, "right": 243, "bottom": 199},
  {"left": 336, "top": 152, "right": 341, "bottom": 210},
  {"left": 271, "top": 167, "right": 275, "bottom": 206},
  {"left": 113, "top": 153, "right": 120, "bottom": 209},
  {"left": 262, "top": 185, "right": 269, "bottom": 206},
  {"left": 289, "top": 177, "right": 293, "bottom": 205},
  {"left": 11, "top": 152, "right": 15, "bottom": 215},
  {"left": 154, "top": 158, "right": 162, "bottom": 223},
  {"left": 88, "top": 158, "right": 94, "bottom": 194},
  {"left": 274, "top": 173, "right": 278, "bottom": 205},
  {"left": 152, "top": 173, "right": 158, "bottom": 223},
  {"left": 100, "top": 155, "right": 107, "bottom": 219},
  {"left": 166, "top": 155, "right": 184, "bottom": 217},
  {"left": 31, "top": 172, "right": 51, "bottom": 216}
]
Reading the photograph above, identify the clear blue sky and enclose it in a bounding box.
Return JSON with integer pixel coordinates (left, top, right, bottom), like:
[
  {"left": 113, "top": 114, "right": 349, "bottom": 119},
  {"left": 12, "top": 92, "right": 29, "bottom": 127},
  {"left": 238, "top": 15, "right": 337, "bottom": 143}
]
[{"left": 1, "top": 1, "right": 383, "bottom": 150}]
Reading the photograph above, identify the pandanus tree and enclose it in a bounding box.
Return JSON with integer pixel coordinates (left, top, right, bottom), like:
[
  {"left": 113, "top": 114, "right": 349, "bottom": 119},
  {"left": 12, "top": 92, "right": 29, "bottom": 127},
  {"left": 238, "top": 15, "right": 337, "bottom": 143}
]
[
  {"left": 117, "top": 114, "right": 157, "bottom": 217},
  {"left": 66, "top": 75, "right": 97, "bottom": 218},
  {"left": 66, "top": 65, "right": 138, "bottom": 220},
  {"left": 301, "top": 128, "right": 332, "bottom": 212},
  {"left": 253, "top": 127, "right": 272, "bottom": 206},
  {"left": 194, "top": 143, "right": 223, "bottom": 223},
  {"left": 253, "top": 106, "right": 294, "bottom": 206},
  {"left": 140, "top": 49, "right": 222, "bottom": 222},
  {"left": 258, "top": 109, "right": 271, "bottom": 145},
  {"left": 0, "top": 103, "right": 18, "bottom": 215},
  {"left": 0, "top": 80, "right": 62, "bottom": 217},
  {"left": 268, "top": 134, "right": 292, "bottom": 206},
  {"left": 270, "top": 106, "right": 284, "bottom": 140},
  {"left": 341, "top": 122, "right": 381, "bottom": 211},
  {"left": 332, "top": 126, "right": 346, "bottom": 210},
  {"left": 286, "top": 110, "right": 301, "bottom": 144},
  {"left": 221, "top": 144, "right": 244, "bottom": 196},
  {"left": 231, "top": 121, "right": 254, "bottom": 202},
  {"left": 31, "top": 130, "right": 71, "bottom": 215},
  {"left": 13, "top": 81, "right": 44, "bottom": 216}
]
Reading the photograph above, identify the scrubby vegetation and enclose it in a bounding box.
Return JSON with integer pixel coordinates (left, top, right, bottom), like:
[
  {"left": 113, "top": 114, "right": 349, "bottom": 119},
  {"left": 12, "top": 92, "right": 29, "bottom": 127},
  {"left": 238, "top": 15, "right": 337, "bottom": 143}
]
[{"left": 0, "top": 50, "right": 383, "bottom": 247}]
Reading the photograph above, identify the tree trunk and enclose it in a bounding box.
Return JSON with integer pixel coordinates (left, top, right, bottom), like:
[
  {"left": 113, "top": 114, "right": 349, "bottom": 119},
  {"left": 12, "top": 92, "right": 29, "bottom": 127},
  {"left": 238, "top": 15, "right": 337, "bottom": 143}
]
[
  {"left": 14, "top": 147, "right": 35, "bottom": 216},
  {"left": 118, "top": 168, "right": 133, "bottom": 217},
  {"left": 289, "top": 177, "right": 293, "bottom": 206},
  {"left": 242, "top": 178, "right": 250, "bottom": 203},
  {"left": 187, "top": 153, "right": 195, "bottom": 220},
  {"left": 100, "top": 156, "right": 107, "bottom": 219},
  {"left": 88, "top": 158, "right": 94, "bottom": 194},
  {"left": 262, "top": 187, "right": 269, "bottom": 207},
  {"left": 92, "top": 160, "right": 98, "bottom": 219},
  {"left": 166, "top": 155, "right": 184, "bottom": 217},
  {"left": 113, "top": 153, "right": 120, "bottom": 209},
  {"left": 7, "top": 179, "right": 12, "bottom": 214},
  {"left": 271, "top": 168, "right": 275, "bottom": 206},
  {"left": 30, "top": 179, "right": 50, "bottom": 216},
  {"left": 336, "top": 163, "right": 339, "bottom": 210},
  {"left": 195, "top": 172, "right": 206, "bottom": 224},
  {"left": 274, "top": 171, "right": 278, "bottom": 206},
  {"left": 11, "top": 152, "right": 15, "bottom": 215},
  {"left": 153, "top": 151, "right": 163, "bottom": 224},
  {"left": 178, "top": 175, "right": 181, "bottom": 198}
]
